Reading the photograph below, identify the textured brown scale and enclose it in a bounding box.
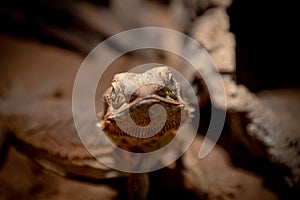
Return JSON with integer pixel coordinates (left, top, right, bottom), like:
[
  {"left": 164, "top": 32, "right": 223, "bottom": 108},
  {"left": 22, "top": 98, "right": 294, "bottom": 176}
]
[{"left": 99, "top": 67, "right": 192, "bottom": 153}]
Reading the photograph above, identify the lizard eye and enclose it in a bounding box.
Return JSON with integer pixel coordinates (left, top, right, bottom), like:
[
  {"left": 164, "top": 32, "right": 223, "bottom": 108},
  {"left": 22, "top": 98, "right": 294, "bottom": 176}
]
[
  {"left": 167, "top": 77, "right": 180, "bottom": 99},
  {"left": 167, "top": 89, "right": 178, "bottom": 100},
  {"left": 111, "top": 87, "right": 125, "bottom": 109}
]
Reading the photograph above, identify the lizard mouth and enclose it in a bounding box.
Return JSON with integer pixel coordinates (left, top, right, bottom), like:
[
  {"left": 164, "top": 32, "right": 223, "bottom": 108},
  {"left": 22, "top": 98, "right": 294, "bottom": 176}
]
[
  {"left": 111, "top": 94, "right": 181, "bottom": 116},
  {"left": 135, "top": 95, "right": 180, "bottom": 106}
]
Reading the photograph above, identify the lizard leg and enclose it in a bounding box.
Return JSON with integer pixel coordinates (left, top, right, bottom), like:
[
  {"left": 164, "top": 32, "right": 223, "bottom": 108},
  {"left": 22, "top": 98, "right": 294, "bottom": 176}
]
[{"left": 127, "top": 172, "right": 149, "bottom": 200}]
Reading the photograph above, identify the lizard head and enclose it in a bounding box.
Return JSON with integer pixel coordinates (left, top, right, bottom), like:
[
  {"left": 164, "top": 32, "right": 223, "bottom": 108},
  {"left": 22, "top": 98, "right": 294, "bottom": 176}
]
[{"left": 99, "top": 66, "right": 191, "bottom": 152}]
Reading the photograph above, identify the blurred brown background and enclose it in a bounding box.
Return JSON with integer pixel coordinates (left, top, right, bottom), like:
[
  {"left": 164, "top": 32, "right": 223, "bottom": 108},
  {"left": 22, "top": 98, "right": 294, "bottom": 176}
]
[{"left": 0, "top": 0, "right": 299, "bottom": 199}]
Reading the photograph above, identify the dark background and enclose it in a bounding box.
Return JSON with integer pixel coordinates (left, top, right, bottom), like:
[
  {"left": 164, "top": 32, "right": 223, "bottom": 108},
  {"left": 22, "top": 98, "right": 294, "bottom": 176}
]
[
  {"left": 228, "top": 0, "right": 300, "bottom": 91},
  {"left": 1, "top": 0, "right": 299, "bottom": 92}
]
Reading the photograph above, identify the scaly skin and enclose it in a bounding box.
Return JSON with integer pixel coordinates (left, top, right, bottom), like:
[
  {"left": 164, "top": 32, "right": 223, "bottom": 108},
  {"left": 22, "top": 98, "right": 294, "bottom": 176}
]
[{"left": 100, "top": 66, "right": 191, "bottom": 152}]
